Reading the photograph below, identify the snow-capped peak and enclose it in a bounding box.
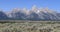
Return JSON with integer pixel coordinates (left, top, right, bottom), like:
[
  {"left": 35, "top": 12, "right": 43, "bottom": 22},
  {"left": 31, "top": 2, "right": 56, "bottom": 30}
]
[
  {"left": 12, "top": 8, "right": 21, "bottom": 13},
  {"left": 0, "top": 6, "right": 60, "bottom": 20}
]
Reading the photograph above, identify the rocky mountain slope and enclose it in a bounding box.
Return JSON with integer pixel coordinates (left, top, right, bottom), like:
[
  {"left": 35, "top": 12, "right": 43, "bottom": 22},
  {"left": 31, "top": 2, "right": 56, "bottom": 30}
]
[{"left": 0, "top": 6, "right": 60, "bottom": 20}]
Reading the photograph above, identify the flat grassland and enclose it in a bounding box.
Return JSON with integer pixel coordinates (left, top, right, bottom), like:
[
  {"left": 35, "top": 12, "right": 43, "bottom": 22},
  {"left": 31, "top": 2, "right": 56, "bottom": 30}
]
[{"left": 0, "top": 20, "right": 60, "bottom": 32}]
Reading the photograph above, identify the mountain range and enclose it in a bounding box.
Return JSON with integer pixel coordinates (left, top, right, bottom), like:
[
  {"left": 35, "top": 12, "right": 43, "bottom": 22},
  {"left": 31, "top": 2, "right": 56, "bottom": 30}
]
[{"left": 0, "top": 6, "right": 60, "bottom": 21}]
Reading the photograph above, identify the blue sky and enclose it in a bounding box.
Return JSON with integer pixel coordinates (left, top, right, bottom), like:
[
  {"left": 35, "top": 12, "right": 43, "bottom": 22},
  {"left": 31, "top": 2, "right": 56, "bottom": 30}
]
[{"left": 0, "top": 0, "right": 60, "bottom": 12}]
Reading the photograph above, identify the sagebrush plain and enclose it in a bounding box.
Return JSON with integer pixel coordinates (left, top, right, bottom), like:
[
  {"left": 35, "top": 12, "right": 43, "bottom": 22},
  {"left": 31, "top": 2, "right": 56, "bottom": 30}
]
[{"left": 0, "top": 21, "right": 60, "bottom": 32}]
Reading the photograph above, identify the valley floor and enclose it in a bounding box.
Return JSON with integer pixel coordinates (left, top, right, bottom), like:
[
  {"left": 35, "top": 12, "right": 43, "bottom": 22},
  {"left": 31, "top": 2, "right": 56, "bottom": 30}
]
[{"left": 0, "top": 21, "right": 60, "bottom": 32}]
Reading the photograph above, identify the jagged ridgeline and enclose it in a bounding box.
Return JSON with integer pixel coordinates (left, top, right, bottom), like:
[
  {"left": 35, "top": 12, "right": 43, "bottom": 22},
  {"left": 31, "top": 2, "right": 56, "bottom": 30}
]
[{"left": 0, "top": 6, "right": 60, "bottom": 21}]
